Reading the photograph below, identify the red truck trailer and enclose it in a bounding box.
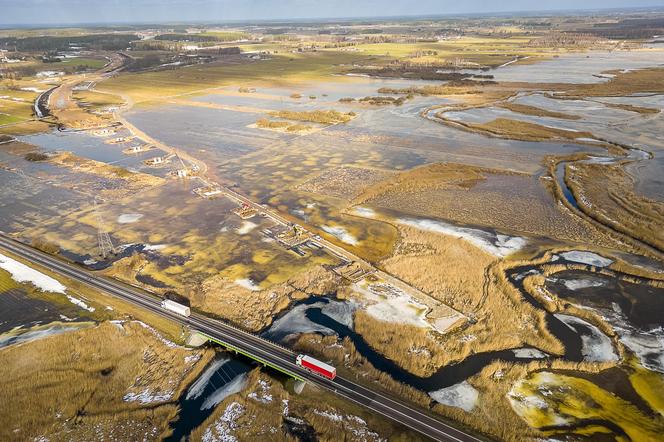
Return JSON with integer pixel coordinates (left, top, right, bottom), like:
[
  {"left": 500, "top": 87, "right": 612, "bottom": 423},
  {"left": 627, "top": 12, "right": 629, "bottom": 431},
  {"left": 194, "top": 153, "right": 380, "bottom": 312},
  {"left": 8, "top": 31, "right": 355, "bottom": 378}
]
[{"left": 296, "top": 354, "right": 336, "bottom": 380}]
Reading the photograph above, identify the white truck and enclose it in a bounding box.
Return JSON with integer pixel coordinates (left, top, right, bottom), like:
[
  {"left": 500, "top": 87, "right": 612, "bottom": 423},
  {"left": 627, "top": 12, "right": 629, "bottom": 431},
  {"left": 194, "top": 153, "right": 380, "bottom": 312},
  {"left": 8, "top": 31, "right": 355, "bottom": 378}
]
[{"left": 161, "top": 299, "right": 191, "bottom": 317}]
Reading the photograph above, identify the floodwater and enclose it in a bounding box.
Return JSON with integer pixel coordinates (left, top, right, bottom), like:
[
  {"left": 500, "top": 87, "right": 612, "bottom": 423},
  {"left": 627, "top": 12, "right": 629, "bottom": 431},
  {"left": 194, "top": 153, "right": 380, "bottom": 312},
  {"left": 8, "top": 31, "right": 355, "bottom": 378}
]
[
  {"left": 2, "top": 47, "right": 664, "bottom": 406},
  {"left": 166, "top": 353, "right": 253, "bottom": 441},
  {"left": 490, "top": 49, "right": 664, "bottom": 83}
]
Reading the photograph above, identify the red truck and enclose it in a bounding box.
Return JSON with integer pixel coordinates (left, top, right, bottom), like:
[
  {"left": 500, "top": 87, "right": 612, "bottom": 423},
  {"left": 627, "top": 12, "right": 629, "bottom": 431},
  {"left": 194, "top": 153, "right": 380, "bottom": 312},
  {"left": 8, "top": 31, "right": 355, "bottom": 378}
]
[{"left": 296, "top": 354, "right": 336, "bottom": 380}]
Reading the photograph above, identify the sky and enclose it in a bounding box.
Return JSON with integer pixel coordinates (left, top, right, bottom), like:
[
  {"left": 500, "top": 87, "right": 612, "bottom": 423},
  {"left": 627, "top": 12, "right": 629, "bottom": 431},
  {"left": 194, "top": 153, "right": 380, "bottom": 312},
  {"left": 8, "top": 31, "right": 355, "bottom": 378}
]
[{"left": 1, "top": 0, "right": 664, "bottom": 25}]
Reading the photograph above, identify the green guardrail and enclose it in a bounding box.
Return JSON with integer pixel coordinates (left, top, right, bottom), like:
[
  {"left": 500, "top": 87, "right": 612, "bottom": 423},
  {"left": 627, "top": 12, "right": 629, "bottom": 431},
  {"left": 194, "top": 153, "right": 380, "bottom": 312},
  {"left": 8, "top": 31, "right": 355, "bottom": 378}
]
[{"left": 197, "top": 332, "right": 304, "bottom": 381}]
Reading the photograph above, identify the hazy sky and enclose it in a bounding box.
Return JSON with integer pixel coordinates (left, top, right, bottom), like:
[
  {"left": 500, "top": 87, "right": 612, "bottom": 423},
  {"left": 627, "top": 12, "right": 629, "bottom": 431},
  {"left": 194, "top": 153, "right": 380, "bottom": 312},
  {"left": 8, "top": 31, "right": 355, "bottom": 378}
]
[{"left": 2, "top": 0, "right": 664, "bottom": 25}]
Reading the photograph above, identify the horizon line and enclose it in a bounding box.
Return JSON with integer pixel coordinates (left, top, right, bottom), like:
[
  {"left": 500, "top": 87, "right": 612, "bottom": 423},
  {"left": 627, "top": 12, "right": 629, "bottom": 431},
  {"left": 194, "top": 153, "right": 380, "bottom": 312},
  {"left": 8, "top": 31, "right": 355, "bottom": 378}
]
[{"left": 1, "top": 4, "right": 663, "bottom": 29}]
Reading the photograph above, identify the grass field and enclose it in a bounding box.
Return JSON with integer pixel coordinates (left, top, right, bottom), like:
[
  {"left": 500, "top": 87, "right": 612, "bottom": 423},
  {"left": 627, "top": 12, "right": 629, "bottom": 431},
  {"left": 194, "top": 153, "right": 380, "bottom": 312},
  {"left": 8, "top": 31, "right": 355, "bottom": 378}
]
[
  {"left": 190, "top": 369, "right": 420, "bottom": 441},
  {"left": 0, "top": 320, "right": 211, "bottom": 441},
  {"left": 100, "top": 51, "right": 367, "bottom": 102},
  {"left": 324, "top": 36, "right": 552, "bottom": 67},
  {"left": 58, "top": 57, "right": 109, "bottom": 69}
]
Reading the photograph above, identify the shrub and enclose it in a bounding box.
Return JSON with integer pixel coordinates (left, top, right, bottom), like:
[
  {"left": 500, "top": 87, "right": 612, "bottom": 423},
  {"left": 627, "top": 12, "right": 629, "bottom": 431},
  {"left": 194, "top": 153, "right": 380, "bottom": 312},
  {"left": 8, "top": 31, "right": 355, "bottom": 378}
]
[{"left": 24, "top": 152, "right": 48, "bottom": 161}]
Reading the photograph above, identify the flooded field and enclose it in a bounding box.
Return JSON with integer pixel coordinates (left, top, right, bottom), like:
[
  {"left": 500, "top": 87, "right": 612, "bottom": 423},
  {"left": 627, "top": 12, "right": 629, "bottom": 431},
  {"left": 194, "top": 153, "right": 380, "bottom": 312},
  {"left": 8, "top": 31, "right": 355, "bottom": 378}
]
[
  {"left": 491, "top": 49, "right": 664, "bottom": 83},
  {"left": 3, "top": 41, "right": 664, "bottom": 442}
]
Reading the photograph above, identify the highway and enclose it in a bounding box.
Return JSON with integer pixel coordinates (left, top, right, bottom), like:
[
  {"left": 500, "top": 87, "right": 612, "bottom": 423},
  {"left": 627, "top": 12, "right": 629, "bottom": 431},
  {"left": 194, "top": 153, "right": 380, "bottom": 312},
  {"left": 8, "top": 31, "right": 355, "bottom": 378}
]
[{"left": 0, "top": 233, "right": 482, "bottom": 442}]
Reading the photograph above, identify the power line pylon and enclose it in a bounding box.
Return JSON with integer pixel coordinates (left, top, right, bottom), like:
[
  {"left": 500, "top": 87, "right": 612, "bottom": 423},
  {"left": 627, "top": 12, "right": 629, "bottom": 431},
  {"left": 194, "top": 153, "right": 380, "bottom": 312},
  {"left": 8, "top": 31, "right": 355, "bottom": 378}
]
[{"left": 93, "top": 197, "right": 116, "bottom": 258}]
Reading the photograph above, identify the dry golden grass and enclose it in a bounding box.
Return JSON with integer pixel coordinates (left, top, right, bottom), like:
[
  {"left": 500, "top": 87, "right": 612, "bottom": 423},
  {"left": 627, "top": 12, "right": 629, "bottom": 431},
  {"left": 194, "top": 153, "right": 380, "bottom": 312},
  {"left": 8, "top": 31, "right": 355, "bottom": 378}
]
[
  {"left": 468, "top": 117, "right": 594, "bottom": 142},
  {"left": 350, "top": 162, "right": 520, "bottom": 207},
  {"left": 294, "top": 333, "right": 433, "bottom": 408},
  {"left": 0, "top": 321, "right": 212, "bottom": 442},
  {"left": 601, "top": 102, "right": 660, "bottom": 115},
  {"left": 496, "top": 102, "right": 581, "bottom": 120},
  {"left": 380, "top": 225, "right": 493, "bottom": 310},
  {"left": 103, "top": 253, "right": 149, "bottom": 282},
  {"left": 568, "top": 67, "right": 664, "bottom": 97},
  {"left": 374, "top": 226, "right": 564, "bottom": 371},
  {"left": 255, "top": 118, "right": 291, "bottom": 129},
  {"left": 353, "top": 310, "right": 448, "bottom": 377},
  {"left": 194, "top": 265, "right": 340, "bottom": 331},
  {"left": 293, "top": 333, "right": 616, "bottom": 442},
  {"left": 189, "top": 367, "right": 419, "bottom": 441},
  {"left": 269, "top": 109, "right": 354, "bottom": 124},
  {"left": 566, "top": 161, "right": 664, "bottom": 254}
]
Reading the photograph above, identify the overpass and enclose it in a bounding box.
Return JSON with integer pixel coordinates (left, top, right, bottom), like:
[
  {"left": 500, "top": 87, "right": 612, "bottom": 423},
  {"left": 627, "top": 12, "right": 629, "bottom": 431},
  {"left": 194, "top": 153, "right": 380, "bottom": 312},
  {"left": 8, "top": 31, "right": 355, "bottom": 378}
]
[{"left": 0, "top": 233, "right": 482, "bottom": 442}]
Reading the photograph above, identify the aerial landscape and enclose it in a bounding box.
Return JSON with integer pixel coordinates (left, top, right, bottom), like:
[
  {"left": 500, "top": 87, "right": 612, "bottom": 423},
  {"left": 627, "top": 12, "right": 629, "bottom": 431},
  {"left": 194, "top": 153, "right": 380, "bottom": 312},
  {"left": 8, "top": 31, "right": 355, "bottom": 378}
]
[{"left": 2, "top": 0, "right": 664, "bottom": 440}]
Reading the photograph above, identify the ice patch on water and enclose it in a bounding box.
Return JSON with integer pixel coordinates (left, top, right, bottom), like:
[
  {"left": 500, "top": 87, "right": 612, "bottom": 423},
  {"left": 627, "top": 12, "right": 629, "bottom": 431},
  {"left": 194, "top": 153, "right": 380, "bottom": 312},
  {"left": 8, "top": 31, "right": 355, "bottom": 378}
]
[
  {"left": 200, "top": 373, "right": 248, "bottom": 410},
  {"left": 321, "top": 225, "right": 358, "bottom": 245},
  {"left": 263, "top": 302, "right": 335, "bottom": 342},
  {"left": 560, "top": 251, "right": 613, "bottom": 267},
  {"left": 555, "top": 314, "right": 618, "bottom": 362},
  {"left": 513, "top": 348, "right": 548, "bottom": 359},
  {"left": 514, "top": 269, "right": 540, "bottom": 281},
  {"left": 561, "top": 278, "right": 606, "bottom": 291},
  {"left": 429, "top": 381, "right": 479, "bottom": 412},
  {"left": 186, "top": 357, "right": 230, "bottom": 400},
  {"left": 117, "top": 213, "right": 143, "bottom": 224},
  {"left": 397, "top": 218, "right": 526, "bottom": 257},
  {"left": 320, "top": 300, "right": 358, "bottom": 329},
  {"left": 619, "top": 330, "right": 664, "bottom": 373},
  {"left": 0, "top": 252, "right": 66, "bottom": 293}
]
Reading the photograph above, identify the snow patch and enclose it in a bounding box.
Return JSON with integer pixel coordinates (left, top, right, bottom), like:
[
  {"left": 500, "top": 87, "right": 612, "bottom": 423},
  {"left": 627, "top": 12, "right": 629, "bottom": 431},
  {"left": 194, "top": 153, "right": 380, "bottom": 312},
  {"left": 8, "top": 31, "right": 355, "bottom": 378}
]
[
  {"left": 429, "top": 381, "right": 479, "bottom": 412},
  {"left": 247, "top": 379, "right": 273, "bottom": 403},
  {"left": 352, "top": 206, "right": 376, "bottom": 218},
  {"left": 397, "top": 218, "right": 526, "bottom": 257},
  {"left": 560, "top": 251, "right": 613, "bottom": 267},
  {"left": 200, "top": 373, "right": 248, "bottom": 410},
  {"left": 321, "top": 225, "right": 358, "bottom": 245},
  {"left": 66, "top": 295, "right": 95, "bottom": 312},
  {"left": 353, "top": 281, "right": 432, "bottom": 329},
  {"left": 234, "top": 278, "right": 260, "bottom": 291},
  {"left": 555, "top": 314, "right": 618, "bottom": 362},
  {"left": 143, "top": 243, "right": 167, "bottom": 251},
  {"left": 237, "top": 221, "right": 258, "bottom": 235},
  {"left": 201, "top": 402, "right": 244, "bottom": 442},
  {"left": 123, "top": 388, "right": 173, "bottom": 404},
  {"left": 0, "top": 252, "right": 66, "bottom": 293},
  {"left": 117, "top": 213, "right": 143, "bottom": 224},
  {"left": 513, "top": 348, "right": 548, "bottom": 359}
]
